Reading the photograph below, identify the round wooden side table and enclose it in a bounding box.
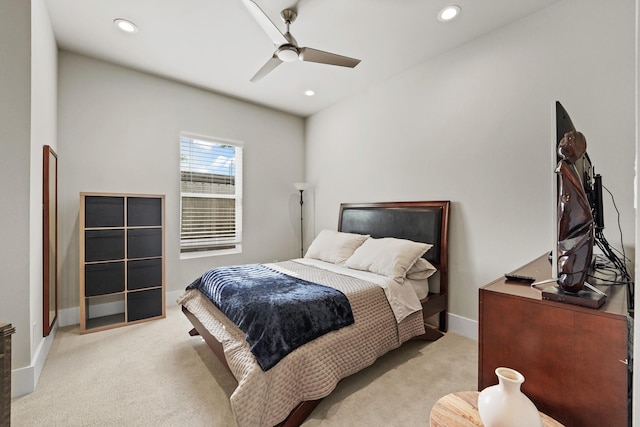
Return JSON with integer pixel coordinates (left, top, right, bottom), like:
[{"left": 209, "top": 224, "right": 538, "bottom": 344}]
[{"left": 429, "top": 391, "right": 564, "bottom": 427}]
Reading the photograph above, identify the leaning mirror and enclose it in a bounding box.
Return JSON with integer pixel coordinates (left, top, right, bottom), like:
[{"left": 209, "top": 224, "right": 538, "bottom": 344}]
[{"left": 43, "top": 145, "right": 58, "bottom": 336}]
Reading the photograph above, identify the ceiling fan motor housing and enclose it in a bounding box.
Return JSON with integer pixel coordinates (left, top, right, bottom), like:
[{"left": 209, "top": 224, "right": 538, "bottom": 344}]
[{"left": 281, "top": 9, "right": 297, "bottom": 24}]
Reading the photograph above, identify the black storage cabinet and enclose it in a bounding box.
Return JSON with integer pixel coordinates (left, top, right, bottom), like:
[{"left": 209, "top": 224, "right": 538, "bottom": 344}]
[{"left": 80, "top": 193, "right": 165, "bottom": 333}]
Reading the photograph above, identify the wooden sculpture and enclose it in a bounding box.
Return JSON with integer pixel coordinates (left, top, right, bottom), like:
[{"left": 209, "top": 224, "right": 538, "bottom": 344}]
[{"left": 555, "top": 131, "right": 594, "bottom": 293}]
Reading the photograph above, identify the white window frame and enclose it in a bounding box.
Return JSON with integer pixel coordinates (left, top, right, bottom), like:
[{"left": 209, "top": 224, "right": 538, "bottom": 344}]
[{"left": 179, "top": 132, "right": 243, "bottom": 258}]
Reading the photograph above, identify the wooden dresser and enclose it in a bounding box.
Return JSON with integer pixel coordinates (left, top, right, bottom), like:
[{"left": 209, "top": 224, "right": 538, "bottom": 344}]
[
  {"left": 1, "top": 323, "right": 15, "bottom": 426},
  {"left": 478, "top": 254, "right": 630, "bottom": 427}
]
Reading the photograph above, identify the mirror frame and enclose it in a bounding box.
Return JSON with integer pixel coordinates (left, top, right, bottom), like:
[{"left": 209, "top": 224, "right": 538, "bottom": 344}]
[{"left": 43, "top": 145, "right": 58, "bottom": 336}]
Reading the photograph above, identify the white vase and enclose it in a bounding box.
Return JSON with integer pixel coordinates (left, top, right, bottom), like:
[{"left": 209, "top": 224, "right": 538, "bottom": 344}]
[{"left": 478, "top": 367, "right": 542, "bottom": 427}]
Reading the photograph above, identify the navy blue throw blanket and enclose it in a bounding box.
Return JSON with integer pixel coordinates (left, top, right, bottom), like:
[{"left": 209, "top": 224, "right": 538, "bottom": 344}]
[{"left": 187, "top": 264, "right": 354, "bottom": 371}]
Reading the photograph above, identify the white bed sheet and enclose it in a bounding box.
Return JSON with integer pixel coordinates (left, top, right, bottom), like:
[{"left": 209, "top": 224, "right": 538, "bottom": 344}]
[
  {"left": 268, "top": 258, "right": 423, "bottom": 322},
  {"left": 406, "top": 277, "right": 430, "bottom": 300}
]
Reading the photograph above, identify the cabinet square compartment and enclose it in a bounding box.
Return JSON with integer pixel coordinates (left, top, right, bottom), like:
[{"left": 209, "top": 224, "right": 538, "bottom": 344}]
[
  {"left": 85, "top": 294, "right": 125, "bottom": 330},
  {"left": 127, "top": 228, "right": 162, "bottom": 259},
  {"left": 85, "top": 196, "right": 124, "bottom": 228},
  {"left": 85, "top": 229, "right": 125, "bottom": 262},
  {"left": 128, "top": 288, "right": 163, "bottom": 322},
  {"left": 85, "top": 261, "right": 125, "bottom": 296},
  {"left": 127, "top": 197, "right": 162, "bottom": 227},
  {"left": 127, "top": 259, "right": 162, "bottom": 290}
]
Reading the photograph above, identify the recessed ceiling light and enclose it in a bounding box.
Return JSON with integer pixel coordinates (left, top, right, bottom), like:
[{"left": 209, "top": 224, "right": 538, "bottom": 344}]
[
  {"left": 437, "top": 5, "right": 461, "bottom": 22},
  {"left": 114, "top": 18, "right": 139, "bottom": 33},
  {"left": 304, "top": 90, "right": 315, "bottom": 97}
]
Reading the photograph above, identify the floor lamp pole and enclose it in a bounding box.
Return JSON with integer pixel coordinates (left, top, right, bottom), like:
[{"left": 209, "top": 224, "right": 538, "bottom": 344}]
[
  {"left": 294, "top": 183, "right": 310, "bottom": 258},
  {"left": 298, "top": 189, "right": 304, "bottom": 258}
]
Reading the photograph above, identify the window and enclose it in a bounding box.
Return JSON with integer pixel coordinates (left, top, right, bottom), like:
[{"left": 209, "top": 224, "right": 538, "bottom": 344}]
[{"left": 180, "top": 133, "right": 243, "bottom": 255}]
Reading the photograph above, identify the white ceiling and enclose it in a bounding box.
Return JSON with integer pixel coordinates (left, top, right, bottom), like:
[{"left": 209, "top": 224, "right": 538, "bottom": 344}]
[{"left": 45, "top": 0, "right": 562, "bottom": 117}]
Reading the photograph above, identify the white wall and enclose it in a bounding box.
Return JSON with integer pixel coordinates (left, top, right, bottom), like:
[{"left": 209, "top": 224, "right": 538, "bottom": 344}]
[
  {"left": 0, "top": 0, "right": 32, "bottom": 372},
  {"left": 26, "top": 0, "right": 59, "bottom": 393},
  {"left": 57, "top": 52, "right": 305, "bottom": 314},
  {"left": 305, "top": 0, "right": 635, "bottom": 321},
  {"left": 1, "top": 0, "right": 58, "bottom": 396}
]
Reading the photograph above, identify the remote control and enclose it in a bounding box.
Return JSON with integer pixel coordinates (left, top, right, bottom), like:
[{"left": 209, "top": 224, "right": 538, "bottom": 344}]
[{"left": 504, "top": 273, "right": 536, "bottom": 283}]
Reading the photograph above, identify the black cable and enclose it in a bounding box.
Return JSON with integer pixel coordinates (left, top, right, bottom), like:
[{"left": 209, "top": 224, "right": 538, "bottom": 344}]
[
  {"left": 589, "top": 260, "right": 630, "bottom": 286},
  {"left": 604, "top": 184, "right": 629, "bottom": 265},
  {"left": 595, "top": 184, "right": 634, "bottom": 313},
  {"left": 596, "top": 233, "right": 630, "bottom": 277}
]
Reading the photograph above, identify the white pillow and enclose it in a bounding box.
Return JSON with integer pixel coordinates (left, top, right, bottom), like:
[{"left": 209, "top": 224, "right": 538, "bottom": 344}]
[
  {"left": 344, "top": 237, "right": 432, "bottom": 279},
  {"left": 304, "top": 230, "right": 369, "bottom": 265},
  {"left": 406, "top": 258, "right": 437, "bottom": 280}
]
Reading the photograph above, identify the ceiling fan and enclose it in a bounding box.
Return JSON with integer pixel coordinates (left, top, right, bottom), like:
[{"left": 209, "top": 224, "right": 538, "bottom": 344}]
[{"left": 241, "top": 0, "right": 361, "bottom": 82}]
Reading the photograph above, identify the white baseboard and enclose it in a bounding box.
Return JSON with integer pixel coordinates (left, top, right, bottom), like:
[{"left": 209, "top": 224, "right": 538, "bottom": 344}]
[
  {"left": 12, "top": 321, "right": 57, "bottom": 398},
  {"left": 166, "top": 290, "right": 182, "bottom": 307},
  {"left": 58, "top": 305, "right": 79, "bottom": 328},
  {"left": 448, "top": 312, "right": 478, "bottom": 341}
]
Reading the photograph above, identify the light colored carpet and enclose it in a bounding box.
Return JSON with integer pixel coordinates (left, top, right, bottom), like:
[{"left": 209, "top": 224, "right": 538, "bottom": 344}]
[{"left": 11, "top": 306, "right": 477, "bottom": 426}]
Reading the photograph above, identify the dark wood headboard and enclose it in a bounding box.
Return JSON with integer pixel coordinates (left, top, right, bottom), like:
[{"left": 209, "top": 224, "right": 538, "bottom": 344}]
[{"left": 338, "top": 200, "right": 450, "bottom": 298}]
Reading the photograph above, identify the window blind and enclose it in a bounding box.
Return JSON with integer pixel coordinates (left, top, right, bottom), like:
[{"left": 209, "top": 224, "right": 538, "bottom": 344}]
[{"left": 180, "top": 134, "right": 243, "bottom": 253}]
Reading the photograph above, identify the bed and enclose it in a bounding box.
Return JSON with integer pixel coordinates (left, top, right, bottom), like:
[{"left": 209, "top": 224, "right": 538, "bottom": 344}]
[{"left": 178, "top": 200, "right": 450, "bottom": 427}]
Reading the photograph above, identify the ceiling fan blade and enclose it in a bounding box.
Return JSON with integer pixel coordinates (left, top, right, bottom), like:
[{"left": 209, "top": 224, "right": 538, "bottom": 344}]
[
  {"left": 241, "top": 0, "right": 288, "bottom": 46},
  {"left": 298, "top": 47, "right": 361, "bottom": 68},
  {"left": 250, "top": 55, "right": 283, "bottom": 82}
]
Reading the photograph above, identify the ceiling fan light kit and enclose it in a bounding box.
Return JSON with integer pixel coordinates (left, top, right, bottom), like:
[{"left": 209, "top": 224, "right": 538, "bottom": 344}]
[
  {"left": 276, "top": 46, "right": 299, "bottom": 62},
  {"left": 241, "top": 0, "right": 361, "bottom": 82}
]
